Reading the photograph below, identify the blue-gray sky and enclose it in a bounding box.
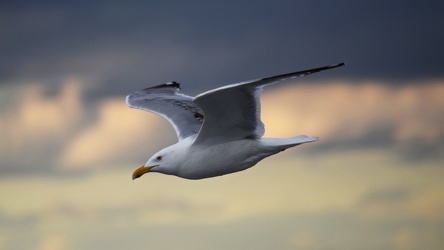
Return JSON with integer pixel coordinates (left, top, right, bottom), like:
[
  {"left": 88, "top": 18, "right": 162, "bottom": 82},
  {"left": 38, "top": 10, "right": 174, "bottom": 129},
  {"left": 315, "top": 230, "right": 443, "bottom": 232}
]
[{"left": 2, "top": 1, "right": 444, "bottom": 93}]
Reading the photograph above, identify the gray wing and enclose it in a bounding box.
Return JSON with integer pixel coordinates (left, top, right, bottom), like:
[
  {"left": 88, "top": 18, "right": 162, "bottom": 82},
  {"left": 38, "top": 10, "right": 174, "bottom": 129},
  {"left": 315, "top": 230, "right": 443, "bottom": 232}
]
[
  {"left": 126, "top": 82, "right": 204, "bottom": 141},
  {"left": 193, "top": 63, "right": 345, "bottom": 146}
]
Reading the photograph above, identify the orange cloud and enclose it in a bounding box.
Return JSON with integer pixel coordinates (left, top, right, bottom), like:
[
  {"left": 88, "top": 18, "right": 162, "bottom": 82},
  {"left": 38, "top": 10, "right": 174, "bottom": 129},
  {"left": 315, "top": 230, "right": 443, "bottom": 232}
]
[
  {"left": 0, "top": 78, "right": 83, "bottom": 165},
  {"left": 58, "top": 99, "right": 168, "bottom": 169},
  {"left": 261, "top": 80, "right": 444, "bottom": 144},
  {"left": 2, "top": 78, "right": 443, "bottom": 171},
  {"left": 18, "top": 79, "right": 83, "bottom": 136}
]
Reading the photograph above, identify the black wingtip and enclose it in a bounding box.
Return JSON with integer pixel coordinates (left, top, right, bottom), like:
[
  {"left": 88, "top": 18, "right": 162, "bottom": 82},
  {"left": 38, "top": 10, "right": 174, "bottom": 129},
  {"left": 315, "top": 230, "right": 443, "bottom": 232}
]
[
  {"left": 167, "top": 81, "right": 181, "bottom": 89},
  {"left": 147, "top": 81, "right": 181, "bottom": 90},
  {"left": 331, "top": 62, "right": 346, "bottom": 68},
  {"left": 323, "top": 62, "right": 345, "bottom": 71}
]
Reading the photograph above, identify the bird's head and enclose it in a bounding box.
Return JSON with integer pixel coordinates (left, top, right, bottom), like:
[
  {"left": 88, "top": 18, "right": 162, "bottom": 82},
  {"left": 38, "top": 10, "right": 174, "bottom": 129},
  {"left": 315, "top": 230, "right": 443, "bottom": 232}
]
[{"left": 132, "top": 146, "right": 176, "bottom": 180}]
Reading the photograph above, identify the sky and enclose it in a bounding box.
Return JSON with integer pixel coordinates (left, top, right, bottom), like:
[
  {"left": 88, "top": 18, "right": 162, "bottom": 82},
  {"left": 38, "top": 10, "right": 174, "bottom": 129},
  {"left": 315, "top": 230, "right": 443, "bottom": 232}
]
[{"left": 1, "top": 1, "right": 444, "bottom": 249}]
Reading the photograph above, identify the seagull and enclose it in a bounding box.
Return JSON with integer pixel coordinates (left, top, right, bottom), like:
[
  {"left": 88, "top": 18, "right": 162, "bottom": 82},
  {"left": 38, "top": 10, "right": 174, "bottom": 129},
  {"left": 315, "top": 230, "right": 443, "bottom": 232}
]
[{"left": 127, "top": 63, "right": 345, "bottom": 180}]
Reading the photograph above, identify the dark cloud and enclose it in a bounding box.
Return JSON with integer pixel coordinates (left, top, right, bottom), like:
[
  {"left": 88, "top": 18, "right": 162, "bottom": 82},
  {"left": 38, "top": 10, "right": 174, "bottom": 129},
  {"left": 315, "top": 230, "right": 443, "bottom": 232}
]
[
  {"left": 307, "top": 131, "right": 444, "bottom": 164},
  {"left": 397, "top": 141, "right": 444, "bottom": 163},
  {"left": 358, "top": 187, "right": 412, "bottom": 207},
  {"left": 1, "top": 1, "right": 444, "bottom": 98}
]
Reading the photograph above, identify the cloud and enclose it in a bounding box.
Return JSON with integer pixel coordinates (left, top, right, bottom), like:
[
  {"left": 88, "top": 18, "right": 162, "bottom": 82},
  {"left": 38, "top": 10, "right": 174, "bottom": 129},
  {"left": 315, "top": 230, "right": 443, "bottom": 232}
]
[
  {"left": 62, "top": 79, "right": 444, "bottom": 170},
  {"left": 356, "top": 178, "right": 444, "bottom": 222},
  {"left": 57, "top": 98, "right": 172, "bottom": 169},
  {"left": 0, "top": 78, "right": 84, "bottom": 172},
  {"left": 38, "top": 234, "right": 66, "bottom": 250},
  {"left": 1, "top": 78, "right": 443, "bottom": 174},
  {"left": 2, "top": 152, "right": 444, "bottom": 250},
  {"left": 3, "top": 1, "right": 444, "bottom": 94},
  {"left": 0, "top": 76, "right": 175, "bottom": 172},
  {"left": 261, "top": 80, "right": 444, "bottom": 153}
]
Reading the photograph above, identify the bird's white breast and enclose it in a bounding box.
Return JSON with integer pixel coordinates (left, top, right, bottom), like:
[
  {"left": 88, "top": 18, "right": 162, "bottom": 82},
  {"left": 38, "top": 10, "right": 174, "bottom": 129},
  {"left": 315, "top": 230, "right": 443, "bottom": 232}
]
[{"left": 176, "top": 139, "right": 274, "bottom": 179}]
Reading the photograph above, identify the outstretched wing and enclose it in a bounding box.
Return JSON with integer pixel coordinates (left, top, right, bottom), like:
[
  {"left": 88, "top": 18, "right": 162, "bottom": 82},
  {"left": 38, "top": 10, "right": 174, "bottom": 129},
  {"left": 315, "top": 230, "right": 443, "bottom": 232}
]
[
  {"left": 126, "top": 82, "right": 204, "bottom": 141},
  {"left": 193, "top": 63, "right": 345, "bottom": 146}
]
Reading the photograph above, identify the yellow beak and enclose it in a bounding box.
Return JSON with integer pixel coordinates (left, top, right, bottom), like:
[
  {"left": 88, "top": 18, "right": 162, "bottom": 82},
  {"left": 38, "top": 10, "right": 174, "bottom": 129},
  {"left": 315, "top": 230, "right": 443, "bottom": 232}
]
[{"left": 132, "top": 165, "right": 154, "bottom": 180}]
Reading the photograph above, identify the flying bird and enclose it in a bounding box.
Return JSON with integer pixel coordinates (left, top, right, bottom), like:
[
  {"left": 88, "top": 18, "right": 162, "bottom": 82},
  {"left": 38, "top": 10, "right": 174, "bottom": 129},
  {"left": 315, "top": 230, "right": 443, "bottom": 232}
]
[{"left": 127, "top": 63, "right": 345, "bottom": 180}]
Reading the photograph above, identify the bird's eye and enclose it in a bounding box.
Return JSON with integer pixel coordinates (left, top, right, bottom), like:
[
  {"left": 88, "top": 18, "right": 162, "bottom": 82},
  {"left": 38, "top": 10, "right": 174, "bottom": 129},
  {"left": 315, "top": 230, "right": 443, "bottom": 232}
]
[{"left": 156, "top": 156, "right": 162, "bottom": 161}]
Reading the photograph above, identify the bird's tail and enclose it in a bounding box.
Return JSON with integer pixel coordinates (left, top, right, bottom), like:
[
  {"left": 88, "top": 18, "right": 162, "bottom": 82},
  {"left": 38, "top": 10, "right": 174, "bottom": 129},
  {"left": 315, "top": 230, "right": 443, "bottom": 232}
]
[{"left": 262, "top": 135, "right": 318, "bottom": 151}]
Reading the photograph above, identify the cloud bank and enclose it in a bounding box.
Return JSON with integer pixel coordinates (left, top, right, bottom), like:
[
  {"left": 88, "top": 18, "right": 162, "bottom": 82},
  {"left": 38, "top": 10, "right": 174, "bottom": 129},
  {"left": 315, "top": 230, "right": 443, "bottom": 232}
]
[{"left": 1, "top": 79, "right": 443, "bottom": 175}]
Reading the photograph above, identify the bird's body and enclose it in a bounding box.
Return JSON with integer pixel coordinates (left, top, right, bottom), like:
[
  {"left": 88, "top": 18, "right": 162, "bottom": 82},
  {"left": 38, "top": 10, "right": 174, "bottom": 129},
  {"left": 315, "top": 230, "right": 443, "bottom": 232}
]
[
  {"left": 154, "top": 135, "right": 316, "bottom": 179},
  {"left": 127, "top": 63, "right": 344, "bottom": 180}
]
